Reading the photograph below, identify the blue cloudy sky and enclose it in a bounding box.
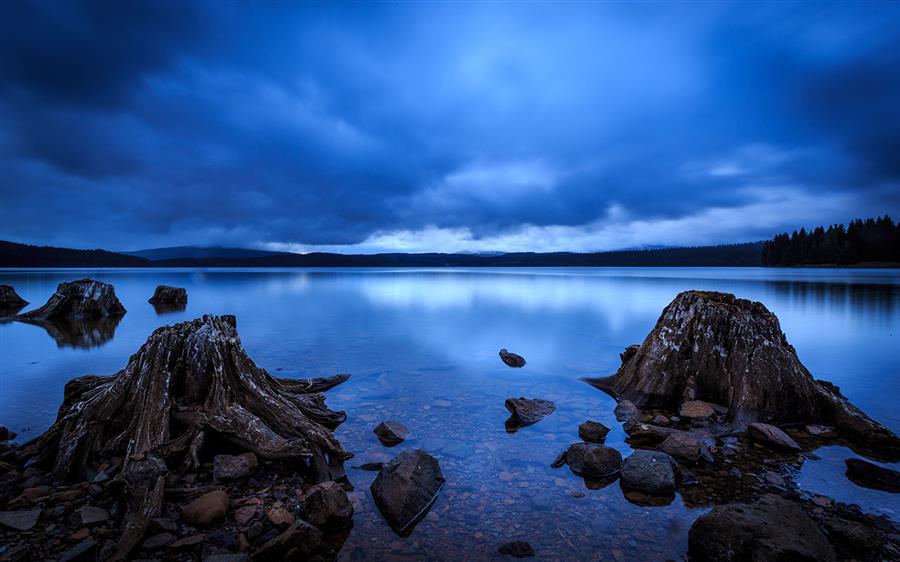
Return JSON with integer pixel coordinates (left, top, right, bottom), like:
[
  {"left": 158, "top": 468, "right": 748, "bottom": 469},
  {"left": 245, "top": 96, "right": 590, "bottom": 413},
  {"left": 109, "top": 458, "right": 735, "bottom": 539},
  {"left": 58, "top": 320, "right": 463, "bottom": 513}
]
[{"left": 1, "top": 1, "right": 899, "bottom": 253}]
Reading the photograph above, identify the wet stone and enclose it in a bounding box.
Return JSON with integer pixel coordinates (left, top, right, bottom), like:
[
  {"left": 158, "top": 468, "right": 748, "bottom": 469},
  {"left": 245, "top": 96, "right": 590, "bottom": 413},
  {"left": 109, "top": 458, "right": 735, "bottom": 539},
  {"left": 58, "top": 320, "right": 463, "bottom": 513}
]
[
  {"left": 373, "top": 420, "right": 409, "bottom": 447},
  {"left": 578, "top": 421, "right": 610, "bottom": 443}
]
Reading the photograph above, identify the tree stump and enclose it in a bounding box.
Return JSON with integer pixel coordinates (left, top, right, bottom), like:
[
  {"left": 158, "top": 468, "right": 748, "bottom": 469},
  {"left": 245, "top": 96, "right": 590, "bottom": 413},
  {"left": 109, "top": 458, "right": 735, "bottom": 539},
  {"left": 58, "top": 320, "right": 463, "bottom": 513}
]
[{"left": 19, "top": 314, "right": 351, "bottom": 559}]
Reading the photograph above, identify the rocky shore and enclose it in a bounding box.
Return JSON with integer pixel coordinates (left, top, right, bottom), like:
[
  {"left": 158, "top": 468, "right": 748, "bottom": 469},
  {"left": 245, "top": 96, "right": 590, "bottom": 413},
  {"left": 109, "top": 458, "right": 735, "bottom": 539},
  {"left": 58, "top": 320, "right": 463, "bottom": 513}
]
[{"left": 1, "top": 284, "right": 898, "bottom": 561}]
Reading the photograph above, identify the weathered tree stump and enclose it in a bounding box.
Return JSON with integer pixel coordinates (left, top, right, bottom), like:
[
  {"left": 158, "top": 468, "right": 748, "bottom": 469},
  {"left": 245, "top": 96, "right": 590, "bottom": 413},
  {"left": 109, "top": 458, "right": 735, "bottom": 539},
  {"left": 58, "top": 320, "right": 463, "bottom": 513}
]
[
  {"left": 19, "top": 314, "right": 351, "bottom": 559},
  {"left": 148, "top": 285, "right": 187, "bottom": 305},
  {"left": 0, "top": 284, "right": 28, "bottom": 314},
  {"left": 584, "top": 291, "right": 900, "bottom": 460},
  {"left": 19, "top": 278, "right": 126, "bottom": 320}
]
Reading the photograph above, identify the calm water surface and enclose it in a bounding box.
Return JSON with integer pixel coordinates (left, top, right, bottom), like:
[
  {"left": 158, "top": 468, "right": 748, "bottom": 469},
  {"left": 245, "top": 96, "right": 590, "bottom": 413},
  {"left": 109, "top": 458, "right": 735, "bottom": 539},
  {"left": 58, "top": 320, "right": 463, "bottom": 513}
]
[{"left": 1, "top": 267, "right": 898, "bottom": 560}]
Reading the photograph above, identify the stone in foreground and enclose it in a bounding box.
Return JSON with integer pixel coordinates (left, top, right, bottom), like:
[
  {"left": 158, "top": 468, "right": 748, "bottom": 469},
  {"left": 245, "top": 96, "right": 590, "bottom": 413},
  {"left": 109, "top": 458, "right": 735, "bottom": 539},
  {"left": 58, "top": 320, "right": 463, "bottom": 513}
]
[
  {"left": 578, "top": 420, "right": 610, "bottom": 443},
  {"left": 498, "top": 540, "right": 535, "bottom": 558},
  {"left": 554, "top": 443, "right": 622, "bottom": 479},
  {"left": 688, "top": 494, "right": 836, "bottom": 562},
  {"left": 373, "top": 420, "right": 409, "bottom": 446},
  {"left": 499, "top": 348, "right": 526, "bottom": 368},
  {"left": 845, "top": 458, "right": 900, "bottom": 493},
  {"left": 148, "top": 284, "right": 188, "bottom": 305},
  {"left": 370, "top": 449, "right": 445, "bottom": 536},
  {"left": 19, "top": 278, "right": 126, "bottom": 320},
  {"left": 584, "top": 290, "right": 900, "bottom": 459},
  {"left": 747, "top": 422, "right": 802, "bottom": 452},
  {"left": 301, "top": 481, "right": 354, "bottom": 530},
  {"left": 620, "top": 450, "right": 677, "bottom": 493},
  {"left": 504, "top": 397, "right": 556, "bottom": 432}
]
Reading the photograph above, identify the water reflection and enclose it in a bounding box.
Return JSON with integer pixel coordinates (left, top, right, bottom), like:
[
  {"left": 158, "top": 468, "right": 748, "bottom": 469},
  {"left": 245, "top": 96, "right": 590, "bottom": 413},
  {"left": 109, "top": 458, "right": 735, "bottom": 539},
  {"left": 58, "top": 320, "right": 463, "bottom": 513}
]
[
  {"left": 151, "top": 302, "right": 187, "bottom": 315},
  {"left": 16, "top": 315, "right": 122, "bottom": 349},
  {"left": 0, "top": 303, "right": 27, "bottom": 323}
]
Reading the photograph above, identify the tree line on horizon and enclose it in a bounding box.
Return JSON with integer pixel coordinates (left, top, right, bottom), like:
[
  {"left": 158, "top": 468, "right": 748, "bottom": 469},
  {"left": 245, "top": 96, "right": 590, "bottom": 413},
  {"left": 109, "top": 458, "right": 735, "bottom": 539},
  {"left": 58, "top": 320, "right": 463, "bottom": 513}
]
[{"left": 761, "top": 216, "right": 900, "bottom": 266}]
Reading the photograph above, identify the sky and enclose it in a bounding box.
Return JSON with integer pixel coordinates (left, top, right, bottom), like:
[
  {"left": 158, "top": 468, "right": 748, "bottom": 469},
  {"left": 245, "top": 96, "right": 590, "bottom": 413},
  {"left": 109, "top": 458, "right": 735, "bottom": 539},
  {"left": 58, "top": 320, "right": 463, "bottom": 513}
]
[{"left": 1, "top": 1, "right": 899, "bottom": 254}]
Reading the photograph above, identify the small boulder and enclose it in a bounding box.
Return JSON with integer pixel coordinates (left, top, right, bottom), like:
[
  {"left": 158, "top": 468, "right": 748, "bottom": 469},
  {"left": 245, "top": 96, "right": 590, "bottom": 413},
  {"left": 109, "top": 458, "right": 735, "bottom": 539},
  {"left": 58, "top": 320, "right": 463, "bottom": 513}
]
[
  {"left": 557, "top": 443, "right": 622, "bottom": 479},
  {"left": 504, "top": 397, "right": 556, "bottom": 431},
  {"left": 679, "top": 400, "right": 725, "bottom": 419},
  {"left": 76, "top": 505, "right": 109, "bottom": 526},
  {"left": 845, "top": 458, "right": 900, "bottom": 493},
  {"left": 578, "top": 420, "right": 610, "bottom": 443},
  {"left": 499, "top": 348, "right": 526, "bottom": 368},
  {"left": 620, "top": 450, "right": 677, "bottom": 493},
  {"left": 613, "top": 400, "right": 639, "bottom": 422},
  {"left": 747, "top": 422, "right": 802, "bottom": 452},
  {"left": 250, "top": 519, "right": 322, "bottom": 561},
  {"left": 213, "top": 452, "right": 258, "bottom": 482},
  {"left": 0, "top": 509, "right": 41, "bottom": 531},
  {"left": 182, "top": 490, "right": 229, "bottom": 528},
  {"left": 148, "top": 285, "right": 188, "bottom": 305},
  {"left": 658, "top": 432, "right": 702, "bottom": 464},
  {"left": 371, "top": 449, "right": 445, "bottom": 536},
  {"left": 373, "top": 420, "right": 409, "bottom": 446},
  {"left": 498, "top": 540, "right": 535, "bottom": 558},
  {"left": 302, "top": 481, "right": 353, "bottom": 530},
  {"left": 688, "top": 494, "right": 836, "bottom": 561}
]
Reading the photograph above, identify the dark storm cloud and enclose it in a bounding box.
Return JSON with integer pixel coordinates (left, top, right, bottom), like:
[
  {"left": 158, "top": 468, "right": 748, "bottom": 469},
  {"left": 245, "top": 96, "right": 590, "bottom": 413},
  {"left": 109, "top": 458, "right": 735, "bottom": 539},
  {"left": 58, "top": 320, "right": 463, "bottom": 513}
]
[{"left": 0, "top": 1, "right": 898, "bottom": 252}]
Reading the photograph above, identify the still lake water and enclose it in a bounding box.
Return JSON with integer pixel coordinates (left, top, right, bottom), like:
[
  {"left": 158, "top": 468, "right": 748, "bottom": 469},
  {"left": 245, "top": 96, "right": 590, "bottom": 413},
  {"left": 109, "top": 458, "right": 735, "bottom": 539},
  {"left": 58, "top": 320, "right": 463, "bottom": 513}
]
[{"left": 1, "top": 267, "right": 898, "bottom": 560}]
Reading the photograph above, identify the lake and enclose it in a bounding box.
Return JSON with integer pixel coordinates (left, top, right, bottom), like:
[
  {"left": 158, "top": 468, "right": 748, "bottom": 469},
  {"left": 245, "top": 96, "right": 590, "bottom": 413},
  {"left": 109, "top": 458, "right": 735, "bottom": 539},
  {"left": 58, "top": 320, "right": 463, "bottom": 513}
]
[{"left": 1, "top": 267, "right": 898, "bottom": 560}]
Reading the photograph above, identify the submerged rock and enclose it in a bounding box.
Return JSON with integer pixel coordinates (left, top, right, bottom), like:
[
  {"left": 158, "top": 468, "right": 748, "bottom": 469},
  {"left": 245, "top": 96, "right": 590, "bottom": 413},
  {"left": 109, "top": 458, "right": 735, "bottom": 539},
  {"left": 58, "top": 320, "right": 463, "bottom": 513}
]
[
  {"left": 370, "top": 449, "right": 445, "bottom": 536},
  {"left": 148, "top": 285, "right": 187, "bottom": 305},
  {"left": 688, "top": 494, "right": 836, "bottom": 561},
  {"left": 499, "top": 348, "right": 526, "bottom": 368},
  {"left": 584, "top": 290, "right": 900, "bottom": 459},
  {"left": 747, "top": 422, "right": 802, "bottom": 452},
  {"left": 19, "top": 279, "right": 126, "bottom": 320},
  {"left": 373, "top": 420, "right": 409, "bottom": 446},
  {"left": 620, "top": 450, "right": 677, "bottom": 493},
  {"left": 498, "top": 541, "right": 535, "bottom": 558},
  {"left": 845, "top": 458, "right": 900, "bottom": 493},
  {"left": 578, "top": 420, "right": 610, "bottom": 443},
  {"left": 554, "top": 443, "right": 622, "bottom": 479},
  {"left": 504, "top": 397, "right": 556, "bottom": 432}
]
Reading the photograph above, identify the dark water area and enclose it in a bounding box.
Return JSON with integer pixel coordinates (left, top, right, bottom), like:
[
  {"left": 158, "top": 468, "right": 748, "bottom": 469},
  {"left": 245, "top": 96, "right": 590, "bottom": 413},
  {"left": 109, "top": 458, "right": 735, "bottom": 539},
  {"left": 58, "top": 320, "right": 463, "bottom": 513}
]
[{"left": 1, "top": 267, "right": 898, "bottom": 560}]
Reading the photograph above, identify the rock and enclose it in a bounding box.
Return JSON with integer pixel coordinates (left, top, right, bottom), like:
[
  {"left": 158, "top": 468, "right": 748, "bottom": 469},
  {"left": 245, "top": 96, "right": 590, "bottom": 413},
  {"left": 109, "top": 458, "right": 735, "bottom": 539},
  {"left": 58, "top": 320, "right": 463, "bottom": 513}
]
[
  {"left": 373, "top": 421, "right": 409, "bottom": 446},
  {"left": 0, "top": 508, "right": 41, "bottom": 531},
  {"left": 748, "top": 423, "right": 802, "bottom": 452},
  {"left": 58, "top": 539, "right": 98, "bottom": 562},
  {"left": 182, "top": 490, "right": 229, "bottom": 528},
  {"left": 651, "top": 414, "right": 671, "bottom": 426},
  {"left": 21, "top": 485, "right": 50, "bottom": 500},
  {"left": 213, "top": 453, "right": 258, "bottom": 482},
  {"left": 148, "top": 285, "right": 188, "bottom": 305},
  {"left": 578, "top": 420, "right": 610, "bottom": 443},
  {"left": 556, "top": 443, "right": 622, "bottom": 479},
  {"left": 171, "top": 534, "right": 206, "bottom": 549},
  {"left": 301, "top": 481, "right": 353, "bottom": 530},
  {"left": 498, "top": 540, "right": 535, "bottom": 558},
  {"left": 266, "top": 507, "right": 295, "bottom": 529},
  {"left": 622, "top": 418, "right": 679, "bottom": 443},
  {"left": 76, "top": 505, "right": 109, "bottom": 526},
  {"left": 845, "top": 458, "right": 900, "bottom": 492},
  {"left": 143, "top": 532, "right": 176, "bottom": 550},
  {"left": 0, "top": 425, "right": 14, "bottom": 442},
  {"left": 620, "top": 450, "right": 677, "bottom": 493},
  {"left": 823, "top": 517, "right": 886, "bottom": 561},
  {"left": 499, "top": 348, "right": 526, "bottom": 368},
  {"left": 619, "top": 344, "right": 640, "bottom": 365},
  {"left": 658, "top": 432, "right": 702, "bottom": 464},
  {"left": 234, "top": 504, "right": 258, "bottom": 525},
  {"left": 688, "top": 494, "right": 836, "bottom": 561},
  {"left": 807, "top": 424, "right": 837, "bottom": 437},
  {"left": 68, "top": 528, "right": 90, "bottom": 541},
  {"left": 371, "top": 449, "right": 445, "bottom": 536},
  {"left": 584, "top": 291, "right": 900, "bottom": 459},
  {"left": 613, "top": 400, "right": 638, "bottom": 422},
  {"left": 679, "top": 400, "right": 725, "bottom": 419},
  {"left": 504, "top": 397, "right": 556, "bottom": 432},
  {"left": 19, "top": 279, "right": 126, "bottom": 320},
  {"left": 250, "top": 519, "right": 322, "bottom": 561}
]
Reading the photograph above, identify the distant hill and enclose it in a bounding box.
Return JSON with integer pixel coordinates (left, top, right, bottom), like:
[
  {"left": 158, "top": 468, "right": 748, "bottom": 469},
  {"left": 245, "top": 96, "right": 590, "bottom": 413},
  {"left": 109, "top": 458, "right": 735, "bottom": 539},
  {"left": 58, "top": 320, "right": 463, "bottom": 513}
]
[
  {"left": 123, "top": 246, "right": 289, "bottom": 261},
  {"left": 1, "top": 239, "right": 764, "bottom": 267},
  {"left": 0, "top": 240, "right": 151, "bottom": 268}
]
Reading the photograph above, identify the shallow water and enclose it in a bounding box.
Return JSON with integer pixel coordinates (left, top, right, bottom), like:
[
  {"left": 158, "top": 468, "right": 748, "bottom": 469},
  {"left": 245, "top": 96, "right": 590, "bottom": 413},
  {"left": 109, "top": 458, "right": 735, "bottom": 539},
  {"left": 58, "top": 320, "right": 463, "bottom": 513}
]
[{"left": 1, "top": 267, "right": 898, "bottom": 560}]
